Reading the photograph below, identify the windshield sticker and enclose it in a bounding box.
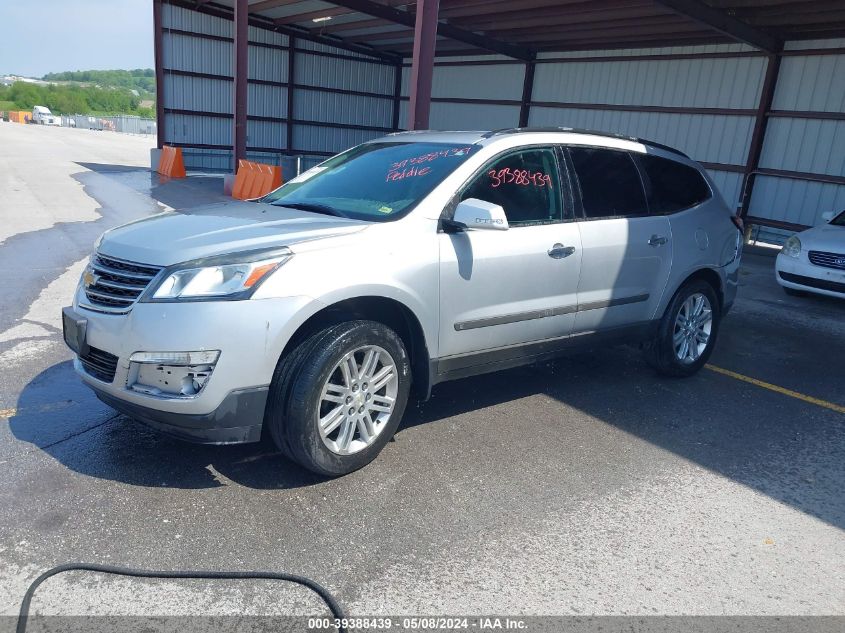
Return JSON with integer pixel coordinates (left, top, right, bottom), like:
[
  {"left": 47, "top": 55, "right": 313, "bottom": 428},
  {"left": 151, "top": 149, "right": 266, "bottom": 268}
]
[
  {"left": 386, "top": 146, "right": 474, "bottom": 182},
  {"left": 378, "top": 206, "right": 393, "bottom": 214},
  {"left": 488, "top": 168, "right": 553, "bottom": 189}
]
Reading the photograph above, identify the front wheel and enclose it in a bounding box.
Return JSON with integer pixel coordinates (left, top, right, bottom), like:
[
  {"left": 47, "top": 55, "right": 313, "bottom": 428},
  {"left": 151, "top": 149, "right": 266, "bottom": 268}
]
[
  {"left": 643, "top": 280, "right": 720, "bottom": 377},
  {"left": 266, "top": 320, "right": 411, "bottom": 476}
]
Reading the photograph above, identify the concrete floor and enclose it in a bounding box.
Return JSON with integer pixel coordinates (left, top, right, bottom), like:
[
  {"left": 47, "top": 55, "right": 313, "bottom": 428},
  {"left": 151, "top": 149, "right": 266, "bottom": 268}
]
[{"left": 0, "top": 122, "right": 843, "bottom": 622}]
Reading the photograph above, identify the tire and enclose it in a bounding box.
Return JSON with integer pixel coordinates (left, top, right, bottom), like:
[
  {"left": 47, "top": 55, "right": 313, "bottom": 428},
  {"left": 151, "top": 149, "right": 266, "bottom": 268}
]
[
  {"left": 266, "top": 320, "right": 411, "bottom": 477},
  {"left": 782, "top": 286, "right": 807, "bottom": 297},
  {"left": 643, "top": 279, "right": 720, "bottom": 377}
]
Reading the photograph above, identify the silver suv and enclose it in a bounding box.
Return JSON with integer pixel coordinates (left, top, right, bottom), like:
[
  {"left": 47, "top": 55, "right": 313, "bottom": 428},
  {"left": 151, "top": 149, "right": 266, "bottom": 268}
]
[{"left": 63, "top": 129, "right": 743, "bottom": 476}]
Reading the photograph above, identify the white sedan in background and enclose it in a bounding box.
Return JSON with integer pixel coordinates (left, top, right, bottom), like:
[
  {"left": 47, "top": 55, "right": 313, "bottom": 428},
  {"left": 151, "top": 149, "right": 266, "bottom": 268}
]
[{"left": 776, "top": 209, "right": 845, "bottom": 299}]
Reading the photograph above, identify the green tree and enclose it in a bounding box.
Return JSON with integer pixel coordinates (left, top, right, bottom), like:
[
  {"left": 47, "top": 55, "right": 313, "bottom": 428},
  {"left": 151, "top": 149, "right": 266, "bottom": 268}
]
[
  {"left": 2, "top": 80, "right": 156, "bottom": 117},
  {"left": 41, "top": 68, "right": 156, "bottom": 96}
]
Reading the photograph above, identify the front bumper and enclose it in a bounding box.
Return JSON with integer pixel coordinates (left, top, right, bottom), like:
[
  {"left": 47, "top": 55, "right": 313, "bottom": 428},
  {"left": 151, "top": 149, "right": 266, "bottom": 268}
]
[
  {"left": 91, "top": 385, "right": 268, "bottom": 444},
  {"left": 65, "top": 292, "right": 316, "bottom": 444},
  {"left": 776, "top": 253, "right": 845, "bottom": 298}
]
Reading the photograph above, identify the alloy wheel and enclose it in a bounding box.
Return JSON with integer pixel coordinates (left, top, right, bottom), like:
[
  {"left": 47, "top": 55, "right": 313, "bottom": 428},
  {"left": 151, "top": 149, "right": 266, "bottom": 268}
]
[
  {"left": 317, "top": 345, "right": 398, "bottom": 455},
  {"left": 673, "top": 292, "right": 713, "bottom": 364}
]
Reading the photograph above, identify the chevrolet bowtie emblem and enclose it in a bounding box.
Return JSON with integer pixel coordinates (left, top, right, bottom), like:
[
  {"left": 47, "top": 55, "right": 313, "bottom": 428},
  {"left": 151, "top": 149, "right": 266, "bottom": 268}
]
[{"left": 83, "top": 269, "right": 98, "bottom": 288}]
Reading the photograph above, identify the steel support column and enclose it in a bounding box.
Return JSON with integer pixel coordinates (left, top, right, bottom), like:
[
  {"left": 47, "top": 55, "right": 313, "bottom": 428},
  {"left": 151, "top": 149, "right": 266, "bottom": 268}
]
[
  {"left": 519, "top": 61, "right": 536, "bottom": 128},
  {"left": 740, "top": 53, "right": 781, "bottom": 218},
  {"left": 287, "top": 36, "right": 295, "bottom": 152},
  {"left": 407, "top": 0, "right": 439, "bottom": 130},
  {"left": 233, "top": 0, "right": 249, "bottom": 171},
  {"left": 153, "top": 0, "right": 165, "bottom": 149},
  {"left": 392, "top": 61, "right": 403, "bottom": 131}
]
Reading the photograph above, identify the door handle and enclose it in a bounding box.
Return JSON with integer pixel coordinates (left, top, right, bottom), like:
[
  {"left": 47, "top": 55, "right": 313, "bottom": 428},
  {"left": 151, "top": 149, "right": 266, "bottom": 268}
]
[
  {"left": 648, "top": 235, "right": 668, "bottom": 247},
  {"left": 548, "top": 243, "right": 576, "bottom": 259}
]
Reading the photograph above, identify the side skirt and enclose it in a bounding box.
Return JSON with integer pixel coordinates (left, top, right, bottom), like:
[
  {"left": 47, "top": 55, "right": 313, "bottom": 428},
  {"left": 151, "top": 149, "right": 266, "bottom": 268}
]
[{"left": 431, "top": 321, "right": 658, "bottom": 385}]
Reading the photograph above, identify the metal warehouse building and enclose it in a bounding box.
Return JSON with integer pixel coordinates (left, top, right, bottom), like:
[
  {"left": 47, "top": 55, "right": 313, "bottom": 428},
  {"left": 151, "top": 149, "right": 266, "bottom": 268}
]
[{"left": 152, "top": 0, "right": 845, "bottom": 242}]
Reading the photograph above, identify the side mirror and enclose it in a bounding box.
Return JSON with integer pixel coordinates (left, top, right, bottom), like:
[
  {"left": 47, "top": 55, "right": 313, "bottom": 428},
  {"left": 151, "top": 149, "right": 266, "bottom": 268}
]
[
  {"left": 448, "top": 198, "right": 509, "bottom": 231},
  {"left": 821, "top": 211, "right": 835, "bottom": 222}
]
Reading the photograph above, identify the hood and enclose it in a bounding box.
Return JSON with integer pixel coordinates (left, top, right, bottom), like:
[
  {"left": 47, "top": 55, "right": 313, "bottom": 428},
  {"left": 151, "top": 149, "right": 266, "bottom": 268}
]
[
  {"left": 98, "top": 200, "right": 369, "bottom": 266},
  {"left": 799, "top": 223, "right": 845, "bottom": 253}
]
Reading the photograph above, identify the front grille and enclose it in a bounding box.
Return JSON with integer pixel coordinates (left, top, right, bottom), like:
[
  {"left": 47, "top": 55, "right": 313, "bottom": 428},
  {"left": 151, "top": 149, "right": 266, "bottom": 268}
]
[
  {"left": 808, "top": 250, "right": 845, "bottom": 271},
  {"left": 779, "top": 271, "right": 845, "bottom": 294},
  {"left": 82, "top": 254, "right": 162, "bottom": 313},
  {"left": 79, "top": 346, "right": 119, "bottom": 383}
]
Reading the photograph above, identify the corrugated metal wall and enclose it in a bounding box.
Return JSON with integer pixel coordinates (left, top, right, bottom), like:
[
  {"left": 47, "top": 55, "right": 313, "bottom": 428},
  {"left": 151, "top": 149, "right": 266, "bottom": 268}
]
[
  {"left": 159, "top": 1, "right": 397, "bottom": 175},
  {"left": 398, "top": 42, "right": 843, "bottom": 241},
  {"left": 399, "top": 56, "right": 524, "bottom": 131},
  {"left": 529, "top": 47, "right": 764, "bottom": 215},
  {"left": 748, "top": 40, "right": 845, "bottom": 242},
  {"left": 400, "top": 45, "right": 761, "bottom": 214}
]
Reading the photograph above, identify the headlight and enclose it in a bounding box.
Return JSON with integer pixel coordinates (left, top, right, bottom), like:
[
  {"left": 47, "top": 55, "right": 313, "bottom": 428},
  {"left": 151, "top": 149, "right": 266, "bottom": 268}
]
[
  {"left": 145, "top": 247, "right": 292, "bottom": 301},
  {"left": 781, "top": 235, "right": 802, "bottom": 259}
]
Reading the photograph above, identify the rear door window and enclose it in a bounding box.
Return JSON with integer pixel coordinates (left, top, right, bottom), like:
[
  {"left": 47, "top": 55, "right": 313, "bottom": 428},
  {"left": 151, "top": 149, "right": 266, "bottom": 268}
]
[
  {"left": 567, "top": 147, "right": 648, "bottom": 219},
  {"left": 636, "top": 154, "right": 712, "bottom": 214}
]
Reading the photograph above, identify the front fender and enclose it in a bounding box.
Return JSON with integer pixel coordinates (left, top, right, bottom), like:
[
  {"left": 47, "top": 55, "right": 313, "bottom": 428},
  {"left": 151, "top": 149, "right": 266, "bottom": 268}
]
[
  {"left": 256, "top": 224, "right": 440, "bottom": 359},
  {"left": 265, "top": 283, "right": 437, "bottom": 366}
]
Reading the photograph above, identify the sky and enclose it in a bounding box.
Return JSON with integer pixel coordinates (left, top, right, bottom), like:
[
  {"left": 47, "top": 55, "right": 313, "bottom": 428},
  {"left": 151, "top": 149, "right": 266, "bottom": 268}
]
[{"left": 0, "top": 0, "right": 153, "bottom": 77}]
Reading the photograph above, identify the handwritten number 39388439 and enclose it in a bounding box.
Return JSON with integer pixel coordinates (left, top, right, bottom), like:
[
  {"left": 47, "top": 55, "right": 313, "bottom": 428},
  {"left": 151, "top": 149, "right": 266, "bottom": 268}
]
[{"left": 488, "top": 168, "right": 552, "bottom": 189}]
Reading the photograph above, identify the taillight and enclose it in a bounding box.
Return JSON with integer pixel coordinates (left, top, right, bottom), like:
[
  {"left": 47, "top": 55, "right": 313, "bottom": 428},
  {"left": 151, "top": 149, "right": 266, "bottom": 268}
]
[{"left": 731, "top": 216, "right": 744, "bottom": 233}]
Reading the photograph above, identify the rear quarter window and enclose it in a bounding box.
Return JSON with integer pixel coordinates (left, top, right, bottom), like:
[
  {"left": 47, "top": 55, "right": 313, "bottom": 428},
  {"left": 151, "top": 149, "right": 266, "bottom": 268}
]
[{"left": 637, "top": 154, "right": 711, "bottom": 215}]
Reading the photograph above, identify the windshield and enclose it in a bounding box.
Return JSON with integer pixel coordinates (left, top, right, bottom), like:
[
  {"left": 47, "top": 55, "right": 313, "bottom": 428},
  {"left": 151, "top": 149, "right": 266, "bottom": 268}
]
[
  {"left": 262, "top": 142, "right": 476, "bottom": 221},
  {"left": 831, "top": 210, "right": 845, "bottom": 226}
]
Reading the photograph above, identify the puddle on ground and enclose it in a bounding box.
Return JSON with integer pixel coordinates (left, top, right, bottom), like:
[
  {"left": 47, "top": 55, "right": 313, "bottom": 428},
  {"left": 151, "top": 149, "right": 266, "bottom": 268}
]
[{"left": 0, "top": 168, "right": 222, "bottom": 336}]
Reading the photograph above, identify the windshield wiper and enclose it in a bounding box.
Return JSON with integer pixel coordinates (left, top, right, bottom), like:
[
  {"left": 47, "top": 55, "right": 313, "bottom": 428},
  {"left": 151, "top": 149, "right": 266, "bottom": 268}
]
[{"left": 270, "top": 201, "right": 348, "bottom": 218}]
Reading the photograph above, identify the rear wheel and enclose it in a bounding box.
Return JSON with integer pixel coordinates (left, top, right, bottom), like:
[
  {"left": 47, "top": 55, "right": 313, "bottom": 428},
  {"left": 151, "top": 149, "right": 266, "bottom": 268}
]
[
  {"left": 266, "top": 320, "right": 411, "bottom": 476},
  {"left": 643, "top": 280, "right": 720, "bottom": 377}
]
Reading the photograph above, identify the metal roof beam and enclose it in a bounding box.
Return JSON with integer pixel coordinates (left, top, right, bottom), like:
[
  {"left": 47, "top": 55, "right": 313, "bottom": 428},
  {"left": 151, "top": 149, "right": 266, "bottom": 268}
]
[
  {"left": 250, "top": 0, "right": 308, "bottom": 12},
  {"left": 320, "top": 17, "right": 394, "bottom": 33},
  {"left": 464, "top": 11, "right": 680, "bottom": 33},
  {"left": 319, "top": 1, "right": 577, "bottom": 35},
  {"left": 443, "top": 0, "right": 652, "bottom": 21},
  {"left": 275, "top": 21, "right": 404, "bottom": 61},
  {"left": 324, "top": 0, "right": 536, "bottom": 60},
  {"left": 652, "top": 0, "right": 782, "bottom": 52},
  {"left": 168, "top": 0, "right": 401, "bottom": 62},
  {"left": 501, "top": 22, "right": 709, "bottom": 44},
  {"left": 275, "top": 7, "right": 356, "bottom": 24}
]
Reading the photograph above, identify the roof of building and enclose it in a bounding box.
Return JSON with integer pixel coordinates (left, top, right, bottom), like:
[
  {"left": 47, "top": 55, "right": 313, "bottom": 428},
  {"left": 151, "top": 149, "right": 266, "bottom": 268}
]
[{"left": 201, "top": 0, "right": 845, "bottom": 60}]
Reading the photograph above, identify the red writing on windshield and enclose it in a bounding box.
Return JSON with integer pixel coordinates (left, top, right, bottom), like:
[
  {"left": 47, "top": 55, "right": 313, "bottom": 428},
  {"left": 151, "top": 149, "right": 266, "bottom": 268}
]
[
  {"left": 386, "top": 146, "right": 473, "bottom": 182},
  {"left": 488, "top": 168, "right": 552, "bottom": 189},
  {"left": 386, "top": 165, "right": 432, "bottom": 182}
]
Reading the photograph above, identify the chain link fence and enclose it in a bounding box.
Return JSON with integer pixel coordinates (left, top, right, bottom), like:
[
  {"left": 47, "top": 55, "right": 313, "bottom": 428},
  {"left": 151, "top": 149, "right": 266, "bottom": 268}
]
[{"left": 60, "top": 114, "right": 157, "bottom": 135}]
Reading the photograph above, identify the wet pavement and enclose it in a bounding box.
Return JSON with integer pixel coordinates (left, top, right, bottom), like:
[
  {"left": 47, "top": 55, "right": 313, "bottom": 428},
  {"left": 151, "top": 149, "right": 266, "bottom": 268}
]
[{"left": 0, "top": 123, "right": 843, "bottom": 622}]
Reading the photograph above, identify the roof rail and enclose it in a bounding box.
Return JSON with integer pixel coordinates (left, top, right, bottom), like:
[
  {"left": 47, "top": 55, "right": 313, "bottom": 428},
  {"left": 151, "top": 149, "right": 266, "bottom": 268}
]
[{"left": 480, "top": 127, "right": 689, "bottom": 158}]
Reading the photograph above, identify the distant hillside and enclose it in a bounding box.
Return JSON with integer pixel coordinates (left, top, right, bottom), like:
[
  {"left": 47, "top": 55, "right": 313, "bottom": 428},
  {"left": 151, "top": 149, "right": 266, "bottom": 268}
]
[
  {"left": 42, "top": 69, "right": 155, "bottom": 97},
  {"left": 0, "top": 80, "right": 155, "bottom": 117}
]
